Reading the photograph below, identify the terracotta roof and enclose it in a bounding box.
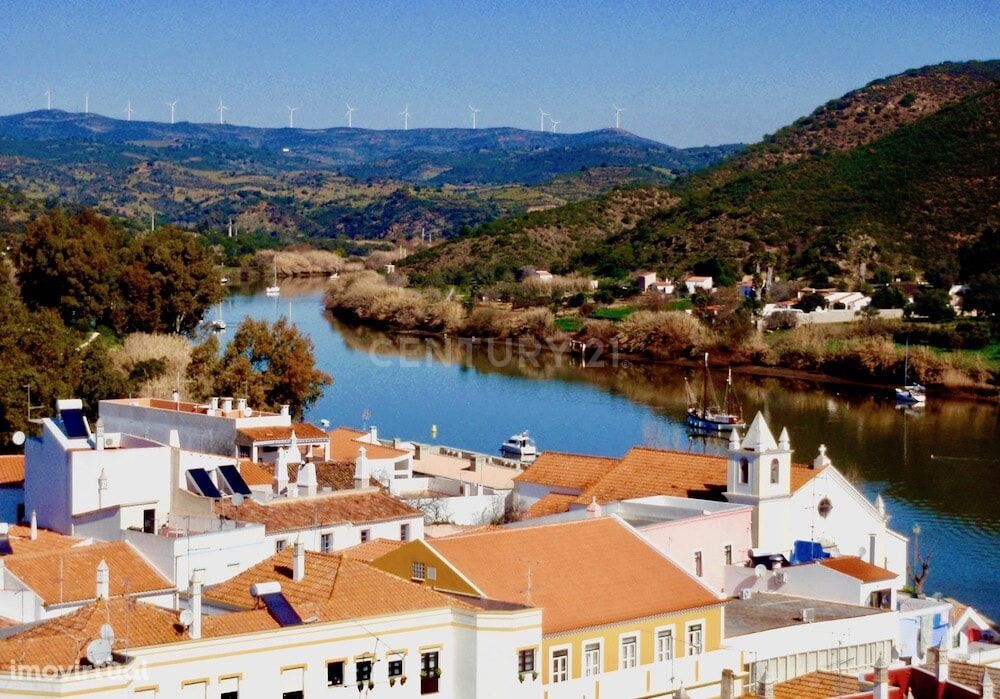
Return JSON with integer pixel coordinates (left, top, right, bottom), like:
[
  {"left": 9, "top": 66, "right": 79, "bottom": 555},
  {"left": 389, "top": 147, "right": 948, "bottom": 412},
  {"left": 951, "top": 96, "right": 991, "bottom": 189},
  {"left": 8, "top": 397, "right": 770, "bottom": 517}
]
[
  {"left": 947, "top": 661, "right": 1000, "bottom": 693},
  {"left": 429, "top": 517, "right": 721, "bottom": 635},
  {"left": 513, "top": 451, "right": 620, "bottom": 491},
  {"left": 213, "top": 490, "right": 419, "bottom": 534},
  {"left": 259, "top": 460, "right": 381, "bottom": 491},
  {"left": 0, "top": 598, "right": 189, "bottom": 672},
  {"left": 819, "top": 556, "right": 899, "bottom": 583},
  {"left": 0, "top": 525, "right": 82, "bottom": 556},
  {"left": 3, "top": 541, "right": 172, "bottom": 606},
  {"left": 0, "top": 455, "right": 25, "bottom": 485},
  {"left": 741, "top": 671, "right": 870, "bottom": 699},
  {"left": 572, "top": 446, "right": 823, "bottom": 505},
  {"left": 329, "top": 427, "right": 409, "bottom": 462},
  {"left": 204, "top": 548, "right": 474, "bottom": 618},
  {"left": 236, "top": 423, "right": 329, "bottom": 442},
  {"left": 341, "top": 538, "right": 405, "bottom": 562},
  {"left": 238, "top": 460, "right": 274, "bottom": 486},
  {"left": 522, "top": 493, "right": 578, "bottom": 519}
]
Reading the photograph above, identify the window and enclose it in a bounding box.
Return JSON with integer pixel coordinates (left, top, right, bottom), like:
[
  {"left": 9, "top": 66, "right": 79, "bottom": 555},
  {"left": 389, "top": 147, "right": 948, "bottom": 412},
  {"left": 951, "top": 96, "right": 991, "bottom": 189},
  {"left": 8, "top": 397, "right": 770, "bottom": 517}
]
[
  {"left": 687, "top": 623, "right": 704, "bottom": 655},
  {"left": 584, "top": 643, "right": 601, "bottom": 676},
  {"left": 551, "top": 649, "right": 569, "bottom": 683},
  {"left": 275, "top": 539, "right": 287, "bottom": 553},
  {"left": 219, "top": 676, "right": 238, "bottom": 699},
  {"left": 327, "top": 661, "right": 344, "bottom": 686},
  {"left": 770, "top": 458, "right": 780, "bottom": 484},
  {"left": 869, "top": 589, "right": 892, "bottom": 609},
  {"left": 518, "top": 649, "right": 535, "bottom": 674},
  {"left": 16, "top": 503, "right": 25, "bottom": 524},
  {"left": 818, "top": 498, "right": 833, "bottom": 518},
  {"left": 739, "top": 457, "right": 749, "bottom": 484},
  {"left": 320, "top": 533, "right": 332, "bottom": 553},
  {"left": 143, "top": 508, "right": 155, "bottom": 534},
  {"left": 360, "top": 528, "right": 371, "bottom": 543},
  {"left": 620, "top": 636, "right": 637, "bottom": 669},
  {"left": 221, "top": 694, "right": 237, "bottom": 699},
  {"left": 282, "top": 693, "right": 303, "bottom": 699},
  {"left": 388, "top": 658, "right": 404, "bottom": 678},
  {"left": 356, "top": 659, "right": 373, "bottom": 683},
  {"left": 724, "top": 544, "right": 733, "bottom": 566},
  {"left": 694, "top": 551, "right": 703, "bottom": 577},
  {"left": 420, "top": 651, "right": 440, "bottom": 694},
  {"left": 400, "top": 523, "right": 410, "bottom": 541},
  {"left": 238, "top": 445, "right": 251, "bottom": 459},
  {"left": 427, "top": 566, "right": 437, "bottom": 581},
  {"left": 656, "top": 629, "right": 674, "bottom": 662},
  {"left": 412, "top": 561, "right": 426, "bottom": 581}
]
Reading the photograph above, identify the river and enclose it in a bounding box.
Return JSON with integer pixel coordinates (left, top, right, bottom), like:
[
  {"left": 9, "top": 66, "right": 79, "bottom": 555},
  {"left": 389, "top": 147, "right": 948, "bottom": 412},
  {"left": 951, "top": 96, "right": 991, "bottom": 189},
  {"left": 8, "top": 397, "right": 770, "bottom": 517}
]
[{"left": 221, "top": 279, "right": 1000, "bottom": 620}]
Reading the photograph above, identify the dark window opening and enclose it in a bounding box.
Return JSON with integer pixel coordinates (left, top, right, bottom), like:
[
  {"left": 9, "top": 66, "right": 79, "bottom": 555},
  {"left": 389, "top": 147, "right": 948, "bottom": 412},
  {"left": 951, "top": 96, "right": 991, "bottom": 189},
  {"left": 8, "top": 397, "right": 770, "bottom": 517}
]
[
  {"left": 356, "top": 659, "right": 373, "bottom": 683},
  {"left": 518, "top": 649, "right": 535, "bottom": 673},
  {"left": 327, "top": 660, "right": 344, "bottom": 686},
  {"left": 420, "top": 651, "right": 440, "bottom": 694},
  {"left": 388, "top": 659, "right": 404, "bottom": 678}
]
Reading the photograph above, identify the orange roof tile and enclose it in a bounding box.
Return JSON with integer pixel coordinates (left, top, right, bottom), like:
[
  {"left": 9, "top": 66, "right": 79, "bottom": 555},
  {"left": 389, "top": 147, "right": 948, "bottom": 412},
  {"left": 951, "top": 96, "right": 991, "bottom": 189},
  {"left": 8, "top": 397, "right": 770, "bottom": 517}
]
[
  {"left": 947, "top": 661, "right": 1000, "bottom": 694},
  {"left": 256, "top": 460, "right": 381, "bottom": 491},
  {"left": 213, "top": 490, "right": 419, "bottom": 534},
  {"left": 0, "top": 455, "right": 25, "bottom": 485},
  {"left": 429, "top": 517, "right": 721, "bottom": 635},
  {"left": 203, "top": 548, "right": 474, "bottom": 618},
  {"left": 522, "top": 493, "right": 577, "bottom": 519},
  {"left": 329, "top": 427, "right": 409, "bottom": 462},
  {"left": 513, "top": 451, "right": 620, "bottom": 491},
  {"left": 573, "top": 446, "right": 822, "bottom": 505},
  {"left": 819, "top": 556, "right": 899, "bottom": 583},
  {"left": 1, "top": 525, "right": 81, "bottom": 556},
  {"left": 740, "top": 671, "right": 868, "bottom": 699},
  {"left": 3, "top": 541, "right": 172, "bottom": 606},
  {"left": 237, "top": 423, "right": 329, "bottom": 442},
  {"left": 238, "top": 460, "right": 274, "bottom": 486},
  {"left": 341, "top": 538, "right": 405, "bottom": 562}
]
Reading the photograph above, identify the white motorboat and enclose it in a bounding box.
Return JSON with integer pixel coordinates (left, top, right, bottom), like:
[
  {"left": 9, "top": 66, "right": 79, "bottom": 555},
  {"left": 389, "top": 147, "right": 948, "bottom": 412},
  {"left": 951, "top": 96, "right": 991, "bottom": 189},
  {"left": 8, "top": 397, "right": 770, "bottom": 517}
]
[{"left": 500, "top": 431, "right": 538, "bottom": 460}]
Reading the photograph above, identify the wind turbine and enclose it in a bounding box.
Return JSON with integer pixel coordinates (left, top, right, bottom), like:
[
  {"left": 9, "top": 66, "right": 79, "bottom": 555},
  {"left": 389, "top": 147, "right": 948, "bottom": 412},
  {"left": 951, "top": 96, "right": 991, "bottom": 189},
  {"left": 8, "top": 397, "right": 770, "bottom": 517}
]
[
  {"left": 469, "top": 105, "right": 480, "bottom": 129},
  {"left": 124, "top": 100, "right": 134, "bottom": 121},
  {"left": 549, "top": 116, "right": 560, "bottom": 133},
  {"left": 538, "top": 108, "right": 549, "bottom": 132},
  {"left": 399, "top": 104, "right": 410, "bottom": 130},
  {"left": 613, "top": 104, "right": 625, "bottom": 129},
  {"left": 285, "top": 105, "right": 298, "bottom": 128},
  {"left": 217, "top": 99, "right": 228, "bottom": 125},
  {"left": 345, "top": 103, "right": 356, "bottom": 127},
  {"left": 166, "top": 100, "right": 178, "bottom": 124},
  {"left": 44, "top": 88, "right": 52, "bottom": 110}
]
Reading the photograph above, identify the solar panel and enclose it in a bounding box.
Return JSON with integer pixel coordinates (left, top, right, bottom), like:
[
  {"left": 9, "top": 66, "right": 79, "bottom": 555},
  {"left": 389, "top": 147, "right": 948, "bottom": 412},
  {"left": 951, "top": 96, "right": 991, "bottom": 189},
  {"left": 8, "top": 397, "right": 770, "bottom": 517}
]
[
  {"left": 261, "top": 592, "right": 302, "bottom": 627},
  {"left": 60, "top": 408, "right": 89, "bottom": 439},
  {"left": 186, "top": 468, "right": 223, "bottom": 499},
  {"left": 219, "top": 464, "right": 252, "bottom": 497}
]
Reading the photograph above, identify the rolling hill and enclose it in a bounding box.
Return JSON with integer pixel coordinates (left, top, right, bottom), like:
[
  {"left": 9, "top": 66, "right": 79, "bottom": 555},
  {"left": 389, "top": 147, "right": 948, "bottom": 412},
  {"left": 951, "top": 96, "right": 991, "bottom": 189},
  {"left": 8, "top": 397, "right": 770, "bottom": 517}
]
[
  {"left": 0, "top": 112, "right": 740, "bottom": 239},
  {"left": 404, "top": 60, "right": 1000, "bottom": 287}
]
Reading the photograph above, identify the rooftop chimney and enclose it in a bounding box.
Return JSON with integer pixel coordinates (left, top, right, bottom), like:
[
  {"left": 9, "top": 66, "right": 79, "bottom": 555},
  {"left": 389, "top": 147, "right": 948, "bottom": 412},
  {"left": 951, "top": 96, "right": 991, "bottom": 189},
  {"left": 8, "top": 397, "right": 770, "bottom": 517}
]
[
  {"left": 472, "top": 455, "right": 485, "bottom": 474},
  {"left": 757, "top": 670, "right": 775, "bottom": 699},
  {"left": 171, "top": 389, "right": 180, "bottom": 403},
  {"left": 96, "top": 559, "right": 110, "bottom": 600},
  {"left": 982, "top": 670, "right": 995, "bottom": 699},
  {"left": 236, "top": 398, "right": 247, "bottom": 413},
  {"left": 30, "top": 510, "right": 37, "bottom": 540},
  {"left": 292, "top": 541, "right": 305, "bottom": 582},
  {"left": 586, "top": 496, "right": 603, "bottom": 518},
  {"left": 368, "top": 425, "right": 378, "bottom": 443},
  {"left": 189, "top": 570, "right": 202, "bottom": 640},
  {"left": 280, "top": 404, "right": 290, "bottom": 417},
  {"left": 94, "top": 418, "right": 106, "bottom": 451},
  {"left": 210, "top": 397, "right": 219, "bottom": 412},
  {"left": 354, "top": 447, "right": 369, "bottom": 490},
  {"left": 274, "top": 448, "right": 289, "bottom": 496},
  {"left": 720, "top": 669, "right": 737, "bottom": 699},
  {"left": 928, "top": 639, "right": 949, "bottom": 681},
  {"left": 221, "top": 397, "right": 233, "bottom": 412},
  {"left": 296, "top": 461, "right": 317, "bottom": 498},
  {"left": 872, "top": 656, "right": 890, "bottom": 699}
]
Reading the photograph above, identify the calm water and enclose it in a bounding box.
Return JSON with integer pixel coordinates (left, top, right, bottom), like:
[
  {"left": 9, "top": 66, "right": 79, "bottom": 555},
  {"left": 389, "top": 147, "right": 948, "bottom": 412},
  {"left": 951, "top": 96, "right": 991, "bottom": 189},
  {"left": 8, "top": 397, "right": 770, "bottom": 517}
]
[{"left": 220, "top": 280, "right": 1000, "bottom": 619}]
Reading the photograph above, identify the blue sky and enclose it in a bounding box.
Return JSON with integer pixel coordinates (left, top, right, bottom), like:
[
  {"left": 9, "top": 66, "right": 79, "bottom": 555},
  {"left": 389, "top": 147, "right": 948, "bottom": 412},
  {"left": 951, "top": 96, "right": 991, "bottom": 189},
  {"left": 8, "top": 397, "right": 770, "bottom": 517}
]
[{"left": 0, "top": 1, "right": 997, "bottom": 146}]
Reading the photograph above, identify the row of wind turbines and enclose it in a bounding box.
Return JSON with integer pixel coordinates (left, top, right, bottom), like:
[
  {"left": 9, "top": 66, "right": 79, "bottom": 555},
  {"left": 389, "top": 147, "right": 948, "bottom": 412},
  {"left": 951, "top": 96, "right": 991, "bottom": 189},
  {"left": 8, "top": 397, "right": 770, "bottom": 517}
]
[{"left": 41, "top": 89, "right": 628, "bottom": 132}]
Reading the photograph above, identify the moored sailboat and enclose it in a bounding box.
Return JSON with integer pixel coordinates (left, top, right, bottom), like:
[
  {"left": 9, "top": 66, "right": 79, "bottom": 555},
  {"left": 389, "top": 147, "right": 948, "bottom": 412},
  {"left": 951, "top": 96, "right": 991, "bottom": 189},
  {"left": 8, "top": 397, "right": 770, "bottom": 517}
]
[{"left": 686, "top": 353, "right": 745, "bottom": 433}]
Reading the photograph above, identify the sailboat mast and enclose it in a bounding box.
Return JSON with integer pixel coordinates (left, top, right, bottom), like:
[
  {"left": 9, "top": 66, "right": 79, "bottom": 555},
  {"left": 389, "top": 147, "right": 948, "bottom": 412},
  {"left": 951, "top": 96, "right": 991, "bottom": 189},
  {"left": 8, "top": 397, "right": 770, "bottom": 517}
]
[{"left": 702, "top": 353, "right": 709, "bottom": 413}]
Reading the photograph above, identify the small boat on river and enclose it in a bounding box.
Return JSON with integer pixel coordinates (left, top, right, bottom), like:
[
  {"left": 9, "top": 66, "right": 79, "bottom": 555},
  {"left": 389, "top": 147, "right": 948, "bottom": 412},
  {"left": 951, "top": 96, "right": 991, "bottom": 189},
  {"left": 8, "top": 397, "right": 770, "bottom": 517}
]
[{"left": 686, "top": 353, "right": 745, "bottom": 433}]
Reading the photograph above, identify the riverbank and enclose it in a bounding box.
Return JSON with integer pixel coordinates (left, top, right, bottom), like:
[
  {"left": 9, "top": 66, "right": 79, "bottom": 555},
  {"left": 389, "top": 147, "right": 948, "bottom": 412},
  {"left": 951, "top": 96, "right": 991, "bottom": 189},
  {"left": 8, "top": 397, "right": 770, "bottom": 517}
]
[{"left": 324, "top": 272, "right": 998, "bottom": 400}]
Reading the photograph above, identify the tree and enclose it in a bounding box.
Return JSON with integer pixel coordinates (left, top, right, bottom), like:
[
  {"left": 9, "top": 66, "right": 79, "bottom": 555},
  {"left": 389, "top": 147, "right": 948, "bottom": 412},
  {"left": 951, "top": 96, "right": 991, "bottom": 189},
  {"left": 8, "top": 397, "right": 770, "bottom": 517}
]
[
  {"left": 960, "top": 229, "right": 1000, "bottom": 320},
  {"left": 795, "top": 292, "right": 828, "bottom": 314},
  {"left": 870, "top": 286, "right": 907, "bottom": 309},
  {"left": 908, "top": 288, "right": 954, "bottom": 322},
  {"left": 693, "top": 257, "right": 736, "bottom": 287},
  {"left": 189, "top": 318, "right": 332, "bottom": 417}
]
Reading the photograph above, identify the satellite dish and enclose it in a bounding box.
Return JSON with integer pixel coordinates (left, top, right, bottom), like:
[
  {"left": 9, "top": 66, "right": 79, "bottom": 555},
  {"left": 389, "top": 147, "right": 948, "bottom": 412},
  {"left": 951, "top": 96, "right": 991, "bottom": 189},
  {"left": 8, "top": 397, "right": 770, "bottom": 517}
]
[
  {"left": 232, "top": 493, "right": 245, "bottom": 507},
  {"left": 243, "top": 407, "right": 253, "bottom": 418},
  {"left": 11, "top": 431, "right": 25, "bottom": 446},
  {"left": 179, "top": 608, "right": 193, "bottom": 629},
  {"left": 85, "top": 638, "right": 112, "bottom": 667},
  {"left": 319, "top": 419, "right": 331, "bottom": 428},
  {"left": 99, "top": 623, "right": 115, "bottom": 644},
  {"left": 754, "top": 564, "right": 767, "bottom": 578},
  {"left": 858, "top": 547, "right": 868, "bottom": 559}
]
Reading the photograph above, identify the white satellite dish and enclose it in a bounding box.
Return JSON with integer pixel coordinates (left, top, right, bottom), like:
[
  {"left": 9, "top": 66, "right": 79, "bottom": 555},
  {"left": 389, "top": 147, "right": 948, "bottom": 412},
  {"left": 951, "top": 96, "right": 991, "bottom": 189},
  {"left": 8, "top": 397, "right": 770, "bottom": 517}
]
[
  {"left": 858, "top": 546, "right": 868, "bottom": 559},
  {"left": 179, "top": 608, "right": 194, "bottom": 629},
  {"left": 85, "top": 638, "right": 112, "bottom": 667},
  {"left": 99, "top": 623, "right": 115, "bottom": 644},
  {"left": 754, "top": 564, "right": 767, "bottom": 578},
  {"left": 232, "top": 493, "right": 245, "bottom": 507},
  {"left": 319, "top": 419, "right": 330, "bottom": 428},
  {"left": 11, "top": 431, "right": 25, "bottom": 446},
  {"left": 243, "top": 407, "right": 253, "bottom": 418}
]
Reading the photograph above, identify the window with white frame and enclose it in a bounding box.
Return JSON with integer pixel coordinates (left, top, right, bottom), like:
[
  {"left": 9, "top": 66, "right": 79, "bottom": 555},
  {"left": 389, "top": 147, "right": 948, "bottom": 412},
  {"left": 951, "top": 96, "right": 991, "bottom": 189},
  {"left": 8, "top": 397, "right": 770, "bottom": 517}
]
[
  {"left": 656, "top": 628, "right": 674, "bottom": 662},
  {"left": 584, "top": 643, "right": 601, "bottom": 676},
  {"left": 687, "top": 623, "right": 704, "bottom": 655},
  {"left": 724, "top": 544, "right": 733, "bottom": 565},
  {"left": 411, "top": 561, "right": 426, "bottom": 581},
  {"left": 620, "top": 635, "right": 637, "bottom": 669},
  {"left": 551, "top": 649, "right": 569, "bottom": 683},
  {"left": 360, "top": 528, "right": 371, "bottom": 542}
]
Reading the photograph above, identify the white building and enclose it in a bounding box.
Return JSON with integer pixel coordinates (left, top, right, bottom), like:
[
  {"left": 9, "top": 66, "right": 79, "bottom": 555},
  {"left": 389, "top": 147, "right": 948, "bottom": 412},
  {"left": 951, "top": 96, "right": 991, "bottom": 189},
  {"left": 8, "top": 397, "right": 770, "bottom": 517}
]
[{"left": 684, "top": 275, "right": 714, "bottom": 293}]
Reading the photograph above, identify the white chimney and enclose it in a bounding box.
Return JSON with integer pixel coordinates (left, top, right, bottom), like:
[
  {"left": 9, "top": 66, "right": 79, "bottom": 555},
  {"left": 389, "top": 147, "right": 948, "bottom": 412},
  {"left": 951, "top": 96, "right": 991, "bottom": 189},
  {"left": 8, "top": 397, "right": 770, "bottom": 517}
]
[
  {"left": 586, "top": 496, "right": 603, "bottom": 518},
  {"left": 221, "top": 397, "right": 233, "bottom": 412},
  {"left": 720, "top": 669, "right": 736, "bottom": 699},
  {"left": 29, "top": 510, "right": 37, "bottom": 540},
  {"left": 237, "top": 398, "right": 247, "bottom": 413},
  {"left": 189, "top": 570, "right": 202, "bottom": 640},
  {"left": 757, "top": 670, "right": 775, "bottom": 699},
  {"left": 368, "top": 425, "right": 378, "bottom": 443},
  {"left": 168, "top": 429, "right": 180, "bottom": 449},
  {"left": 96, "top": 559, "right": 110, "bottom": 600},
  {"left": 210, "top": 397, "right": 220, "bottom": 412},
  {"left": 293, "top": 541, "right": 305, "bottom": 582},
  {"left": 94, "top": 418, "right": 105, "bottom": 451},
  {"left": 354, "top": 447, "right": 369, "bottom": 490},
  {"left": 982, "top": 671, "right": 995, "bottom": 699},
  {"left": 296, "top": 461, "right": 317, "bottom": 498},
  {"left": 274, "top": 448, "right": 289, "bottom": 496},
  {"left": 928, "top": 640, "right": 949, "bottom": 681},
  {"left": 280, "top": 404, "right": 290, "bottom": 417},
  {"left": 171, "top": 389, "right": 180, "bottom": 403},
  {"left": 873, "top": 656, "right": 890, "bottom": 699}
]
